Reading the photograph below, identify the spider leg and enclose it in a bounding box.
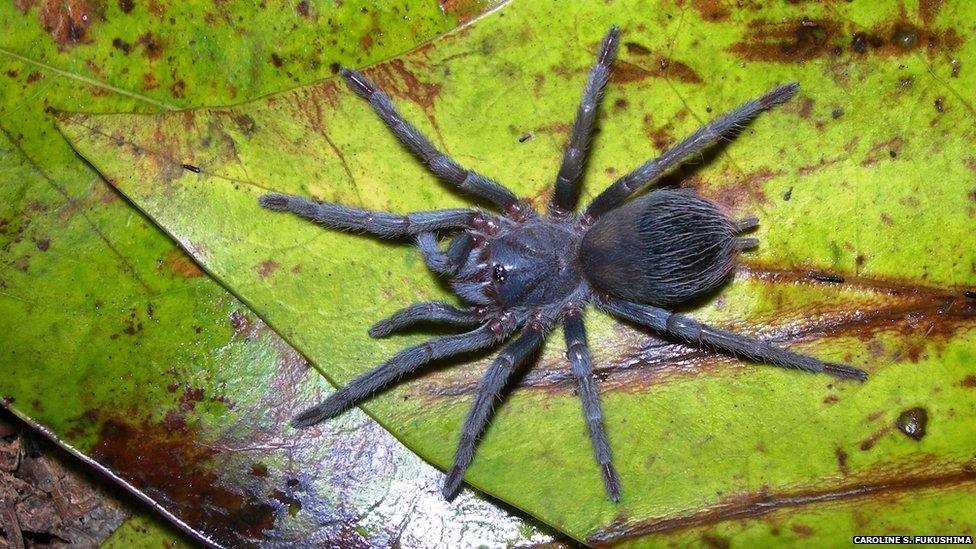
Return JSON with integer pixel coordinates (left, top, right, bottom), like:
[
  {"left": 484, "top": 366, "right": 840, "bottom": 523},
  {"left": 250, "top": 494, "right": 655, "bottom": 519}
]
[
  {"left": 600, "top": 297, "right": 868, "bottom": 381},
  {"left": 550, "top": 26, "right": 620, "bottom": 215},
  {"left": 292, "top": 319, "right": 517, "bottom": 428},
  {"left": 442, "top": 323, "right": 548, "bottom": 499},
  {"left": 368, "top": 301, "right": 483, "bottom": 338},
  {"left": 259, "top": 193, "right": 476, "bottom": 237},
  {"left": 339, "top": 68, "right": 527, "bottom": 215},
  {"left": 417, "top": 232, "right": 457, "bottom": 275},
  {"left": 585, "top": 83, "right": 799, "bottom": 219},
  {"left": 563, "top": 312, "right": 621, "bottom": 502}
]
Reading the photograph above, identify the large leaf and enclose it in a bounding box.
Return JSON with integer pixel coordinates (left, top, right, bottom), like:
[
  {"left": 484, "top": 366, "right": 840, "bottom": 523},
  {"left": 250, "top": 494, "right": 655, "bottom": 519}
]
[
  {"left": 59, "top": 0, "right": 976, "bottom": 545},
  {"left": 0, "top": 0, "right": 553, "bottom": 546}
]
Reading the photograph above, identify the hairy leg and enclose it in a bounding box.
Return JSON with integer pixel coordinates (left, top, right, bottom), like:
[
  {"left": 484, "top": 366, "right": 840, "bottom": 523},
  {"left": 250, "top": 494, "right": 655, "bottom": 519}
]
[
  {"left": 585, "top": 83, "right": 799, "bottom": 219},
  {"left": 339, "top": 69, "right": 527, "bottom": 215},
  {"left": 292, "top": 319, "right": 517, "bottom": 428},
  {"left": 259, "top": 193, "right": 476, "bottom": 237},
  {"left": 563, "top": 312, "right": 621, "bottom": 502},
  {"left": 550, "top": 26, "right": 620, "bottom": 215},
  {"left": 442, "top": 324, "right": 547, "bottom": 499},
  {"left": 416, "top": 232, "right": 456, "bottom": 275},
  {"left": 600, "top": 297, "right": 868, "bottom": 380},
  {"left": 368, "top": 301, "right": 483, "bottom": 338}
]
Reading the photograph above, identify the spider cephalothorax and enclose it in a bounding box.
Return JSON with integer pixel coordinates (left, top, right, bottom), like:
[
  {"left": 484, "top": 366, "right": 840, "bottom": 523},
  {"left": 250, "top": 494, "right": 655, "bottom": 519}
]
[{"left": 259, "top": 27, "right": 867, "bottom": 503}]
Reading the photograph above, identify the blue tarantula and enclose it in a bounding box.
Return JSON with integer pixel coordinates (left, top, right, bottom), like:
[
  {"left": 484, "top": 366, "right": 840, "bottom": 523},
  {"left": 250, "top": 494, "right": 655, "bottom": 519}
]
[{"left": 259, "top": 27, "right": 867, "bottom": 503}]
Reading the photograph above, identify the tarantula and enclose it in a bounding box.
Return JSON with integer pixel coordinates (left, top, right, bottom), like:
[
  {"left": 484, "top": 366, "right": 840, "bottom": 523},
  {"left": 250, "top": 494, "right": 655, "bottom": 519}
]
[{"left": 259, "top": 27, "right": 868, "bottom": 502}]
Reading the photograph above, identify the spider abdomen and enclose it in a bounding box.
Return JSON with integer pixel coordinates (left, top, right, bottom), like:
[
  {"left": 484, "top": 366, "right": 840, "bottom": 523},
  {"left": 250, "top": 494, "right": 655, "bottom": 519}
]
[{"left": 579, "top": 189, "right": 739, "bottom": 307}]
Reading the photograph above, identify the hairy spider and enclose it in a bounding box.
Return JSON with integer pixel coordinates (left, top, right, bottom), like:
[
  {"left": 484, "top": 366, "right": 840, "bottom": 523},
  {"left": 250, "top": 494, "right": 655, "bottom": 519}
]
[{"left": 259, "top": 27, "right": 868, "bottom": 503}]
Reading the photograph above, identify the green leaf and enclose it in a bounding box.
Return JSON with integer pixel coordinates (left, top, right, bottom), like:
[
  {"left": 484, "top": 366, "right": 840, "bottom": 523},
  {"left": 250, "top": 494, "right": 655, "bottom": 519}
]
[
  {"left": 58, "top": 0, "right": 976, "bottom": 545},
  {"left": 0, "top": 0, "right": 553, "bottom": 546}
]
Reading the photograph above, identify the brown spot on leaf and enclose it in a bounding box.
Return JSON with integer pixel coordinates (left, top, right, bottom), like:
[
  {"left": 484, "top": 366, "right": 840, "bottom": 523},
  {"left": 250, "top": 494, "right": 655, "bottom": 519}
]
[
  {"left": 35, "top": 238, "right": 50, "bottom": 251},
  {"left": 610, "top": 57, "right": 702, "bottom": 84},
  {"left": 961, "top": 375, "right": 976, "bottom": 388},
  {"left": 861, "top": 137, "right": 903, "bottom": 167},
  {"left": 228, "top": 310, "right": 262, "bottom": 339},
  {"left": 170, "top": 79, "right": 185, "bottom": 99},
  {"left": 691, "top": 0, "right": 730, "bottom": 22},
  {"left": 895, "top": 407, "right": 928, "bottom": 440},
  {"left": 919, "top": 0, "right": 945, "bottom": 27},
  {"left": 702, "top": 534, "right": 730, "bottom": 548},
  {"left": 161, "top": 249, "right": 204, "bottom": 278},
  {"left": 12, "top": 255, "right": 30, "bottom": 272},
  {"left": 836, "top": 447, "right": 849, "bottom": 475},
  {"left": 178, "top": 386, "right": 205, "bottom": 412},
  {"left": 122, "top": 314, "right": 142, "bottom": 336},
  {"left": 781, "top": 96, "right": 815, "bottom": 120},
  {"left": 791, "top": 524, "right": 814, "bottom": 537},
  {"left": 26, "top": 72, "right": 42, "bottom": 83},
  {"left": 137, "top": 32, "right": 161, "bottom": 60},
  {"left": 295, "top": 0, "right": 309, "bottom": 17},
  {"left": 270, "top": 53, "right": 283, "bottom": 68},
  {"left": 111, "top": 37, "right": 131, "bottom": 53},
  {"left": 118, "top": 0, "right": 133, "bottom": 13},
  {"left": 255, "top": 259, "right": 279, "bottom": 278},
  {"left": 732, "top": 12, "right": 961, "bottom": 63},
  {"left": 367, "top": 59, "right": 442, "bottom": 110},
  {"left": 859, "top": 424, "right": 892, "bottom": 451},
  {"left": 624, "top": 42, "right": 652, "bottom": 56},
  {"left": 38, "top": 0, "right": 100, "bottom": 48},
  {"left": 728, "top": 18, "right": 838, "bottom": 63},
  {"left": 231, "top": 113, "right": 257, "bottom": 136}
]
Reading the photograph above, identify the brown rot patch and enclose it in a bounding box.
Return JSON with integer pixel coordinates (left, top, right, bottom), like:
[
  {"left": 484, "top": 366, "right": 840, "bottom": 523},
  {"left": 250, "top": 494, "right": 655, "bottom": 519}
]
[
  {"left": 610, "top": 57, "right": 703, "bottom": 85},
  {"left": 137, "top": 32, "right": 162, "bottom": 60},
  {"left": 728, "top": 18, "right": 840, "bottom": 63},
  {"left": 624, "top": 42, "right": 652, "bottom": 56},
  {"left": 88, "top": 415, "right": 277, "bottom": 546},
  {"left": 861, "top": 137, "right": 904, "bottom": 167},
  {"left": 366, "top": 59, "right": 441, "bottom": 110},
  {"left": 836, "top": 448, "right": 849, "bottom": 475},
  {"left": 111, "top": 37, "right": 131, "bottom": 54},
  {"left": 588, "top": 461, "right": 976, "bottom": 543},
  {"left": 895, "top": 407, "right": 928, "bottom": 440},
  {"left": 37, "top": 0, "right": 101, "bottom": 48},
  {"left": 231, "top": 113, "right": 257, "bottom": 136},
  {"left": 161, "top": 249, "right": 204, "bottom": 278},
  {"left": 729, "top": 10, "right": 962, "bottom": 63},
  {"left": 691, "top": 0, "right": 730, "bottom": 22},
  {"left": 255, "top": 259, "right": 279, "bottom": 278},
  {"left": 859, "top": 424, "right": 892, "bottom": 451}
]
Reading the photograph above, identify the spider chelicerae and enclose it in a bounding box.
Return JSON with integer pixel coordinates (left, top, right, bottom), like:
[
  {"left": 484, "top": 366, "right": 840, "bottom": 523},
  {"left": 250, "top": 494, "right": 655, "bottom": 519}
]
[{"left": 259, "top": 26, "right": 868, "bottom": 503}]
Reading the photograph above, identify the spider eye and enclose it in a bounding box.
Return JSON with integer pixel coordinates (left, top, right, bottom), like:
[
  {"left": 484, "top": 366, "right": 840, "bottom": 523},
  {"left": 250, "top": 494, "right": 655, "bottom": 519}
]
[{"left": 492, "top": 264, "right": 507, "bottom": 283}]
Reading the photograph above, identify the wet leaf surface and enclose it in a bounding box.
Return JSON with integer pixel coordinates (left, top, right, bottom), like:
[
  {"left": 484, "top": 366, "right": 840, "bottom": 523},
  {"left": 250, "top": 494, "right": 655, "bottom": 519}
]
[
  {"left": 54, "top": 0, "right": 976, "bottom": 545},
  {"left": 0, "top": 0, "right": 553, "bottom": 546}
]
